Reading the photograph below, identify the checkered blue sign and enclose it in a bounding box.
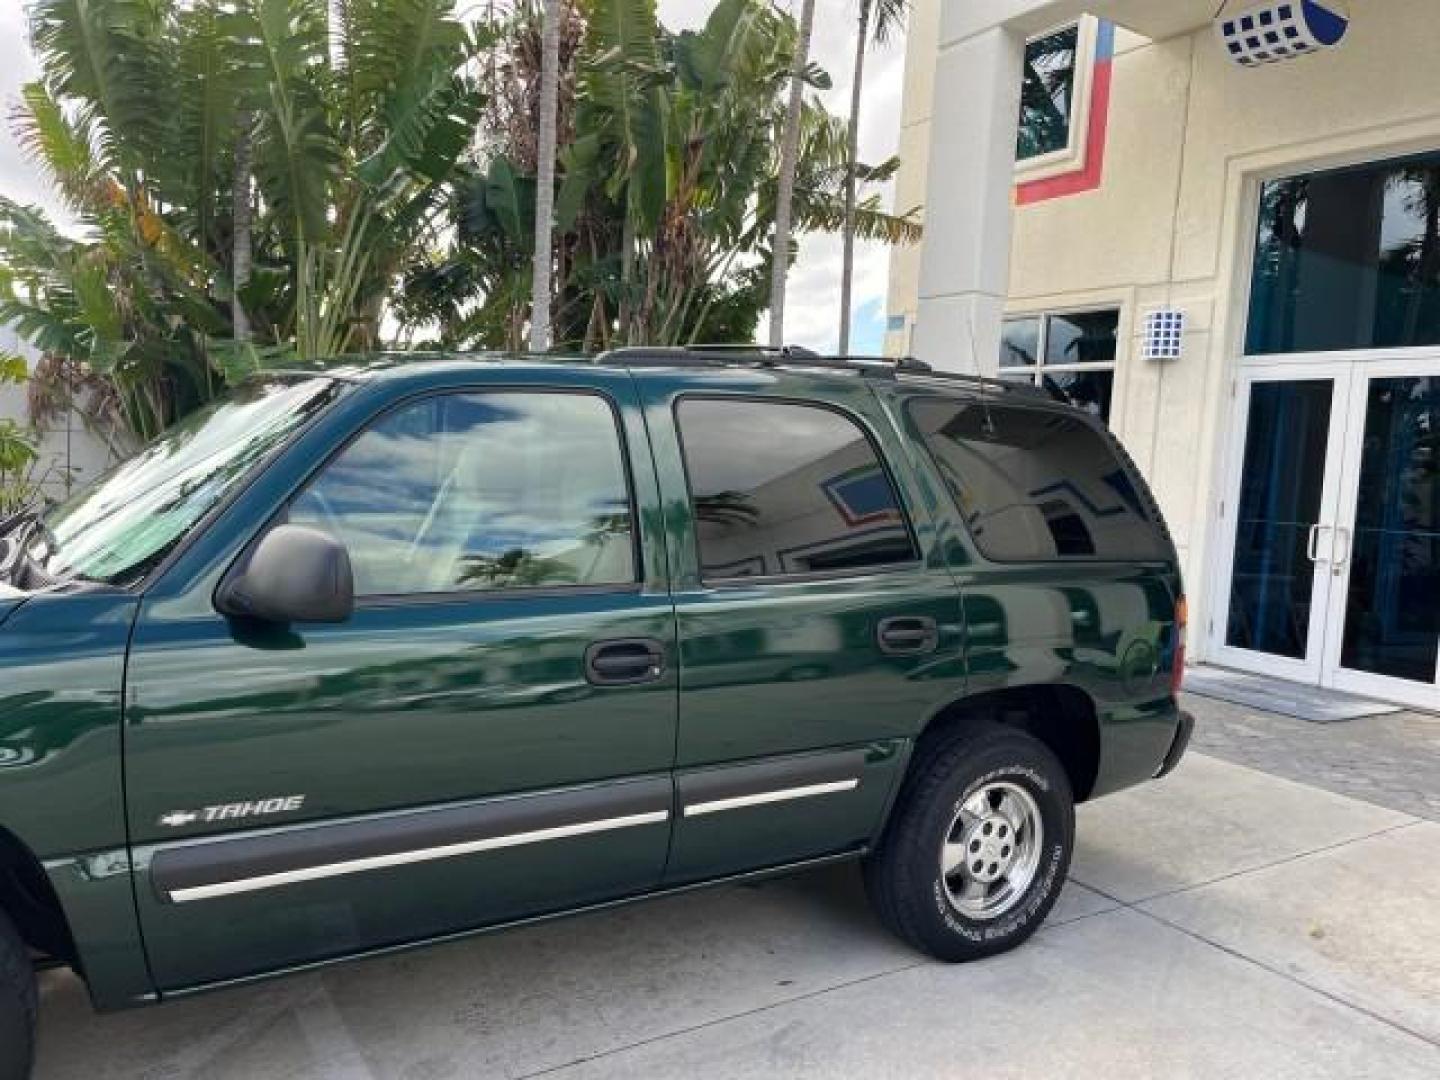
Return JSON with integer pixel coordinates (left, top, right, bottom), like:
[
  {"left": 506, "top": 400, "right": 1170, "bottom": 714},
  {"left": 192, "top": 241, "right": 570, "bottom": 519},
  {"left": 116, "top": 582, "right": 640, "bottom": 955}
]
[
  {"left": 1215, "top": 1, "right": 1349, "bottom": 67},
  {"left": 1144, "top": 309, "right": 1185, "bottom": 361}
]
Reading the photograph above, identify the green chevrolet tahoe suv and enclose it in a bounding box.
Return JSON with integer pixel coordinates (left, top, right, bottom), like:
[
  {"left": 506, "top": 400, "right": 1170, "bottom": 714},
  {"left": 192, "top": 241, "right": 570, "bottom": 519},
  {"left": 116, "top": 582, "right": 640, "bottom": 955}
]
[{"left": 0, "top": 349, "right": 1192, "bottom": 1078}]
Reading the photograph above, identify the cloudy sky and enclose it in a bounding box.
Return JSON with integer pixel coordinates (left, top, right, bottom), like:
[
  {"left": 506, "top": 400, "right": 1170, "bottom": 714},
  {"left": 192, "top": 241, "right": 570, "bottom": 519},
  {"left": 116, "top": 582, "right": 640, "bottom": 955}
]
[{"left": 0, "top": 0, "right": 908, "bottom": 353}]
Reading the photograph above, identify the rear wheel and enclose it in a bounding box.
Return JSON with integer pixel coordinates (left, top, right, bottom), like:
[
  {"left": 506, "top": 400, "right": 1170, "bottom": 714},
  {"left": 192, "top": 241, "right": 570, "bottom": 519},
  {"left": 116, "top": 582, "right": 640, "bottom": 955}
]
[
  {"left": 0, "top": 908, "right": 36, "bottom": 1080},
  {"left": 864, "top": 725, "right": 1074, "bottom": 961}
]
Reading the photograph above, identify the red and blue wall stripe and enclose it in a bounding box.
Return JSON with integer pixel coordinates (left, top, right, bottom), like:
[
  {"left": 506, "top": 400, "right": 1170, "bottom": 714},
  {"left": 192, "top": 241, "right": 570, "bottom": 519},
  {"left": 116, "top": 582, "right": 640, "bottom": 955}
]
[{"left": 1016, "top": 20, "right": 1115, "bottom": 206}]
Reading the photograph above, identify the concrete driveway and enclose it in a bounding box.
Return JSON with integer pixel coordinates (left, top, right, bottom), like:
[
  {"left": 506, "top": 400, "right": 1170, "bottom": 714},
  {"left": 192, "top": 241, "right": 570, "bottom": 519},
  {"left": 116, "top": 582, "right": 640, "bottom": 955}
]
[{"left": 33, "top": 753, "right": 1440, "bottom": 1079}]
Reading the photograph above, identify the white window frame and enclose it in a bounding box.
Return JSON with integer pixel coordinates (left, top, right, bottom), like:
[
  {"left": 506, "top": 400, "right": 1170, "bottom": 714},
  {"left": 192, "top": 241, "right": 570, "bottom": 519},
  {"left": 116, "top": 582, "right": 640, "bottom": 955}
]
[
  {"left": 1015, "top": 16, "right": 1101, "bottom": 184},
  {"left": 999, "top": 306, "right": 1120, "bottom": 421}
]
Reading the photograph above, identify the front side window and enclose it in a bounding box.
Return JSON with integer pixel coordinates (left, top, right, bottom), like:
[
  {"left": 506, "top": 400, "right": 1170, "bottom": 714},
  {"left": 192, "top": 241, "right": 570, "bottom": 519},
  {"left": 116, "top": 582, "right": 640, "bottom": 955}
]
[
  {"left": 289, "top": 392, "right": 636, "bottom": 596},
  {"left": 1017, "top": 23, "right": 1080, "bottom": 162},
  {"left": 1248, "top": 151, "right": 1440, "bottom": 355},
  {"left": 23, "top": 377, "right": 344, "bottom": 586},
  {"left": 1000, "top": 309, "right": 1119, "bottom": 423},
  {"left": 676, "top": 398, "right": 917, "bottom": 581},
  {"left": 909, "top": 398, "right": 1167, "bottom": 562}
]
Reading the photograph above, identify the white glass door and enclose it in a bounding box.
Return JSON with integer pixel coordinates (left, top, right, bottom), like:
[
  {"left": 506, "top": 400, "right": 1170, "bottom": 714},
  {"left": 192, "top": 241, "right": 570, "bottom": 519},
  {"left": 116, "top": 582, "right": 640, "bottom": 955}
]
[
  {"left": 1210, "top": 363, "right": 1355, "bottom": 684},
  {"left": 1321, "top": 359, "right": 1440, "bottom": 710}
]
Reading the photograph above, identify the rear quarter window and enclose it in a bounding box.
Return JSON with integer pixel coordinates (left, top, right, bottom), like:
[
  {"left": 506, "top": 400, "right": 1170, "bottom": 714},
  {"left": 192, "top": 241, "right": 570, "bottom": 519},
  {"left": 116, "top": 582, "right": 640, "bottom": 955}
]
[
  {"left": 907, "top": 397, "right": 1169, "bottom": 562},
  {"left": 675, "top": 396, "right": 918, "bottom": 581}
]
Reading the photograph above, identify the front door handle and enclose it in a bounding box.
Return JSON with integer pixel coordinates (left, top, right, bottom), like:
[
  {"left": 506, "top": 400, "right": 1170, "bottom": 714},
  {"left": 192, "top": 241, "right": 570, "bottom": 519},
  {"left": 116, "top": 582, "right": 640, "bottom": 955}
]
[
  {"left": 876, "top": 616, "right": 939, "bottom": 656},
  {"left": 1332, "top": 526, "right": 1352, "bottom": 569},
  {"left": 584, "top": 638, "right": 666, "bottom": 686}
]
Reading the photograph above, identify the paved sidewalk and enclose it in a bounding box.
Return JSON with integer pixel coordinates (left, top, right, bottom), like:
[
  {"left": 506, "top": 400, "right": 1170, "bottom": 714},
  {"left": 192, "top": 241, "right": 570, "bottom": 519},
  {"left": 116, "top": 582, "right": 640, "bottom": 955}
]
[
  {"left": 33, "top": 752, "right": 1440, "bottom": 1079},
  {"left": 1185, "top": 691, "right": 1440, "bottom": 821}
]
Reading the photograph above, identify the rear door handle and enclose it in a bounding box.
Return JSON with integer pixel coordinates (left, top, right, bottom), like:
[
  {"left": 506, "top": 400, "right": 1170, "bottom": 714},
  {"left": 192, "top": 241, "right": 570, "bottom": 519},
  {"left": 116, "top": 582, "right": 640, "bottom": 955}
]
[
  {"left": 876, "top": 616, "right": 939, "bottom": 656},
  {"left": 584, "top": 638, "right": 666, "bottom": 686}
]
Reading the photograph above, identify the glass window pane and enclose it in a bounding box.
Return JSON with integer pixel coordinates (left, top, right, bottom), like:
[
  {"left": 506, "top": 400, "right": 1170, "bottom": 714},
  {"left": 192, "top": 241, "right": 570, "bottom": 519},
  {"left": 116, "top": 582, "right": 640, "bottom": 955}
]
[
  {"left": 676, "top": 399, "right": 917, "bottom": 580},
  {"left": 1017, "top": 24, "right": 1079, "bottom": 161},
  {"left": 1000, "top": 317, "right": 1041, "bottom": 368},
  {"left": 909, "top": 400, "right": 1167, "bottom": 561},
  {"left": 1340, "top": 376, "right": 1440, "bottom": 682},
  {"left": 1225, "top": 380, "right": 1333, "bottom": 659},
  {"left": 290, "top": 393, "right": 635, "bottom": 595},
  {"left": 1248, "top": 152, "right": 1440, "bottom": 355},
  {"left": 1044, "top": 310, "right": 1119, "bottom": 366},
  {"left": 1042, "top": 369, "right": 1114, "bottom": 423},
  {"left": 34, "top": 378, "right": 341, "bottom": 585}
]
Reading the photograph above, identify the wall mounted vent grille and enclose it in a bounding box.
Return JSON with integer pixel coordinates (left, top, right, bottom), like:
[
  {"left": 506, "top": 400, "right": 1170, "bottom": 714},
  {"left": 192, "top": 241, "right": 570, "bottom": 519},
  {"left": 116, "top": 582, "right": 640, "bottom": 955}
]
[{"left": 1215, "top": 1, "right": 1349, "bottom": 67}]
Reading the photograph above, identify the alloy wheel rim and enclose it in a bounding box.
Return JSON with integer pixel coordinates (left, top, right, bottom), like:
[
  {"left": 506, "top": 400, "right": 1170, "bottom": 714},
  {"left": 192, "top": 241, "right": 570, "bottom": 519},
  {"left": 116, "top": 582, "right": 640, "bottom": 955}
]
[{"left": 940, "top": 781, "right": 1043, "bottom": 920}]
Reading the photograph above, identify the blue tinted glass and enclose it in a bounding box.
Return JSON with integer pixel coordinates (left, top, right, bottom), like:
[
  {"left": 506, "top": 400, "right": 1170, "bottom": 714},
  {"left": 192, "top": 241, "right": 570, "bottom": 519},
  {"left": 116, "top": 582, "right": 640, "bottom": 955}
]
[
  {"left": 1043, "top": 369, "right": 1114, "bottom": 424},
  {"left": 1000, "top": 317, "right": 1041, "bottom": 367},
  {"left": 1044, "top": 310, "right": 1119, "bottom": 366},
  {"left": 1340, "top": 377, "right": 1440, "bottom": 682},
  {"left": 1248, "top": 153, "right": 1440, "bottom": 354},
  {"left": 1226, "top": 380, "right": 1333, "bottom": 658},
  {"left": 1017, "top": 25, "right": 1079, "bottom": 161}
]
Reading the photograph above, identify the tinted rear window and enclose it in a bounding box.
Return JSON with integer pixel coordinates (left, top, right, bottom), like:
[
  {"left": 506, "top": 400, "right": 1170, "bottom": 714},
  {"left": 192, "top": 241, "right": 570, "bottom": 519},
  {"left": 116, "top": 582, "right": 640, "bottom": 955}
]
[
  {"left": 677, "top": 397, "right": 918, "bottom": 581},
  {"left": 908, "top": 398, "right": 1168, "bottom": 561}
]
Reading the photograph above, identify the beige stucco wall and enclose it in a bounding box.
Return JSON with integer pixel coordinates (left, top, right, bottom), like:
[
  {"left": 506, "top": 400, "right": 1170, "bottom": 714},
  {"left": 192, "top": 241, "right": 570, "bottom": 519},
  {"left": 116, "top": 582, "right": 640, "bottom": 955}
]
[
  {"left": 883, "top": 0, "right": 940, "bottom": 356},
  {"left": 888, "top": 0, "right": 1440, "bottom": 655}
]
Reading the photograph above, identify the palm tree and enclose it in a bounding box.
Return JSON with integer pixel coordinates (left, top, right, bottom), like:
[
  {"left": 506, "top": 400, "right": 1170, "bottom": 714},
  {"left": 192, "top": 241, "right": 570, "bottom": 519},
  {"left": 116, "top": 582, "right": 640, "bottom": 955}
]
[
  {"left": 231, "top": 111, "right": 254, "bottom": 343},
  {"left": 529, "top": 0, "right": 564, "bottom": 351},
  {"left": 838, "top": 0, "right": 907, "bottom": 354},
  {"left": 767, "top": 0, "right": 816, "bottom": 347},
  {"left": 2, "top": 0, "right": 483, "bottom": 437},
  {"left": 403, "top": 0, "right": 920, "bottom": 352}
]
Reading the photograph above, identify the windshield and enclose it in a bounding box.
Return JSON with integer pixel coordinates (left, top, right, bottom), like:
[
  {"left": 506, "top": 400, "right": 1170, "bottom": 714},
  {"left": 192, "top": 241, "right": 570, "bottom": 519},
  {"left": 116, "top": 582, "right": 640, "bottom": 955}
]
[{"left": 25, "top": 377, "right": 346, "bottom": 587}]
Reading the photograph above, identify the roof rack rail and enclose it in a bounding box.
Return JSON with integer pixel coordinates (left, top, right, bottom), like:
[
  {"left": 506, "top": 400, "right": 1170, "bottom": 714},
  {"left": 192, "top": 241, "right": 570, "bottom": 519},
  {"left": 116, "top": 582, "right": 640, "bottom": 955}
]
[
  {"left": 596, "top": 344, "right": 825, "bottom": 366},
  {"left": 592, "top": 344, "right": 1071, "bottom": 405},
  {"left": 593, "top": 347, "right": 700, "bottom": 367},
  {"left": 686, "top": 343, "right": 821, "bottom": 358}
]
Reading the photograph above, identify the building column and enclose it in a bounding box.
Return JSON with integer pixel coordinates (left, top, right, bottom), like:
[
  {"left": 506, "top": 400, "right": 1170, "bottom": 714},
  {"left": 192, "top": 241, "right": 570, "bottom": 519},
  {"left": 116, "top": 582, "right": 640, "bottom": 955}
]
[{"left": 912, "top": 24, "right": 1026, "bottom": 374}]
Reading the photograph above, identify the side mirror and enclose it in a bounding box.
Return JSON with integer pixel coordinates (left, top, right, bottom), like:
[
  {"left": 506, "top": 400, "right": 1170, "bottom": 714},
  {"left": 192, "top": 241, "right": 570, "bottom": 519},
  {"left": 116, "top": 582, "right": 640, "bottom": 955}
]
[{"left": 217, "top": 524, "right": 354, "bottom": 625}]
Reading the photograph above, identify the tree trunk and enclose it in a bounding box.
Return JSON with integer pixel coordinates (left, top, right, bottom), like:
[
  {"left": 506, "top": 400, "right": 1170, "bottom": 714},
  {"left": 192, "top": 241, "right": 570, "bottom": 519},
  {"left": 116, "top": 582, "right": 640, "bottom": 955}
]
[
  {"left": 767, "top": 0, "right": 816, "bottom": 348},
  {"left": 619, "top": 211, "right": 635, "bottom": 344},
  {"left": 231, "top": 113, "right": 254, "bottom": 343},
  {"left": 528, "top": 0, "right": 563, "bottom": 352},
  {"left": 838, "top": 1, "right": 871, "bottom": 355}
]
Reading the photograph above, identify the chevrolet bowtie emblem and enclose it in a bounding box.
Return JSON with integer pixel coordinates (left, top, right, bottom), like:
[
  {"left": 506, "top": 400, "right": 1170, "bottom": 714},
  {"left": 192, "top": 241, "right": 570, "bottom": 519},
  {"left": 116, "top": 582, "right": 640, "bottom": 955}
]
[{"left": 156, "top": 795, "right": 306, "bottom": 829}]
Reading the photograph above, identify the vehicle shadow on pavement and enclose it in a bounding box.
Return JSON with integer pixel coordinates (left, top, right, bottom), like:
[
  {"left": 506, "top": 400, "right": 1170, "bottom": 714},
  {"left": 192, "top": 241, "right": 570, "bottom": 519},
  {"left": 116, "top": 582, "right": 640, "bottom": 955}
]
[{"left": 34, "top": 861, "right": 914, "bottom": 1080}]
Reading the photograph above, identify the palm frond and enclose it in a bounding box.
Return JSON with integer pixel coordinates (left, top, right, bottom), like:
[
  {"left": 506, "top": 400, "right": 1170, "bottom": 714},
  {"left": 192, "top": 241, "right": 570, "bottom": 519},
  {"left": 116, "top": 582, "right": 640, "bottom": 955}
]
[
  {"left": 28, "top": 0, "right": 170, "bottom": 178},
  {"left": 247, "top": 0, "right": 341, "bottom": 245},
  {"left": 11, "top": 82, "right": 111, "bottom": 215}
]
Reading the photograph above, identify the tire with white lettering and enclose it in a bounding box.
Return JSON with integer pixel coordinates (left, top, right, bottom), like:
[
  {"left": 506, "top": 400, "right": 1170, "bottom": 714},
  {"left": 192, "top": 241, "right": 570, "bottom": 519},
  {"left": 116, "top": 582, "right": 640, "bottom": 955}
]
[
  {"left": 864, "top": 725, "right": 1073, "bottom": 962},
  {"left": 0, "top": 907, "right": 36, "bottom": 1080}
]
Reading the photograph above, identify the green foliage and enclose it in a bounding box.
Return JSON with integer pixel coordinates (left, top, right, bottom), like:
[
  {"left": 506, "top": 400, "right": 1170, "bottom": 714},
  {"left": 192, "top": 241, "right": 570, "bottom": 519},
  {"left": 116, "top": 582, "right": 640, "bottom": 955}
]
[
  {"left": 3, "top": 0, "right": 922, "bottom": 436},
  {"left": 404, "top": 0, "right": 920, "bottom": 351},
  {"left": 1, "top": 0, "right": 484, "bottom": 439},
  {"left": 0, "top": 353, "right": 45, "bottom": 515}
]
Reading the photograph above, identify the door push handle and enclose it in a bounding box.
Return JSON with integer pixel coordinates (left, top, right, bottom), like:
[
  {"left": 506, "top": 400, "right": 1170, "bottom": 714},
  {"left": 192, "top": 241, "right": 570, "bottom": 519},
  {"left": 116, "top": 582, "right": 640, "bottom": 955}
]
[
  {"left": 1306, "top": 524, "right": 1332, "bottom": 564},
  {"left": 584, "top": 638, "right": 666, "bottom": 686},
  {"left": 1332, "top": 526, "right": 1352, "bottom": 569},
  {"left": 876, "top": 616, "right": 939, "bottom": 656}
]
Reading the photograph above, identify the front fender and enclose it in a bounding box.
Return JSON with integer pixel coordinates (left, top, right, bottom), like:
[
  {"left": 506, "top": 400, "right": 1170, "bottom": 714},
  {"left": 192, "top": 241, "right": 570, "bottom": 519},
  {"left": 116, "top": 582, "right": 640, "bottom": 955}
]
[{"left": 0, "top": 592, "right": 154, "bottom": 1009}]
